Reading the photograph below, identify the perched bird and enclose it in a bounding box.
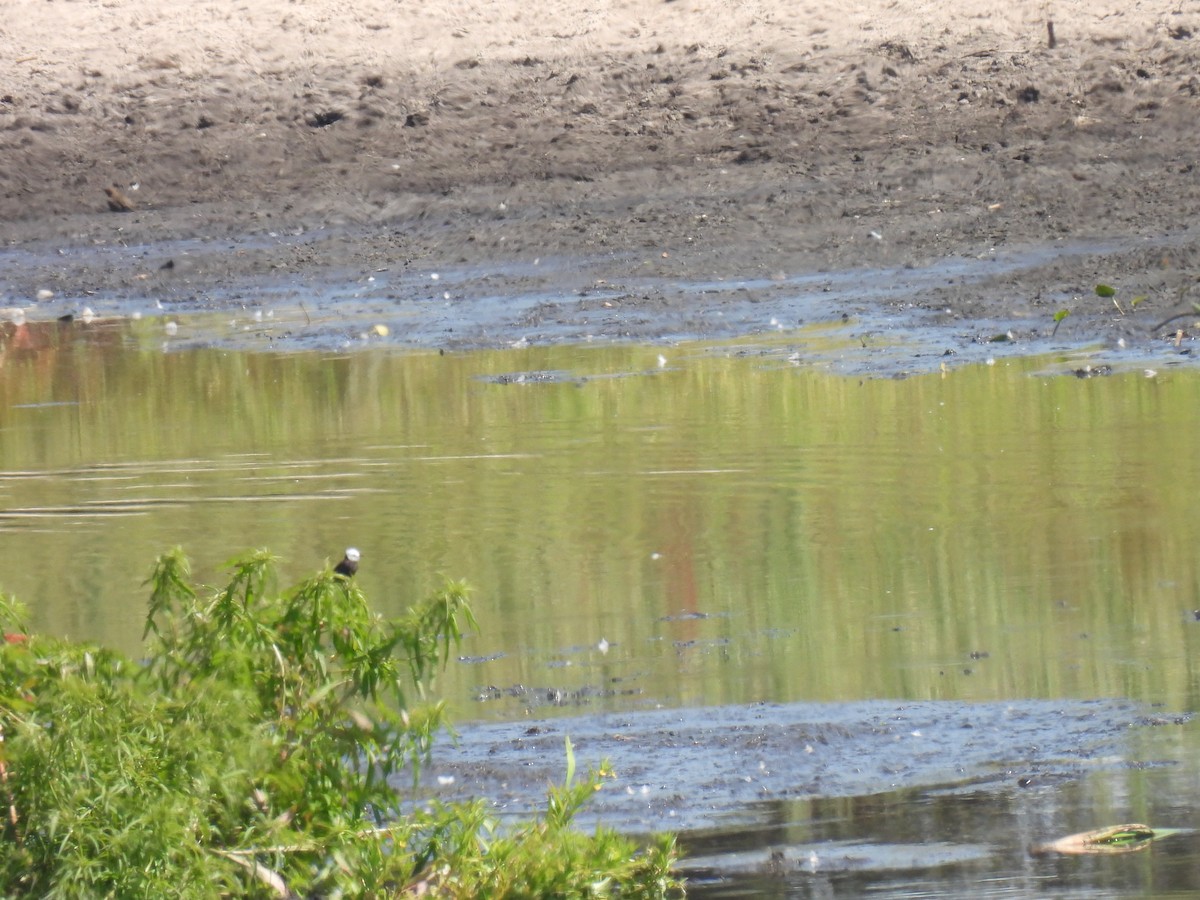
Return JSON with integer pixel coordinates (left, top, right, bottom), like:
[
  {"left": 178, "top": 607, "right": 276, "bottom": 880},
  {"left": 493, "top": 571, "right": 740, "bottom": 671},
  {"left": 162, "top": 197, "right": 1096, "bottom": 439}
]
[
  {"left": 334, "top": 548, "right": 360, "bottom": 577},
  {"left": 104, "top": 185, "right": 135, "bottom": 212}
]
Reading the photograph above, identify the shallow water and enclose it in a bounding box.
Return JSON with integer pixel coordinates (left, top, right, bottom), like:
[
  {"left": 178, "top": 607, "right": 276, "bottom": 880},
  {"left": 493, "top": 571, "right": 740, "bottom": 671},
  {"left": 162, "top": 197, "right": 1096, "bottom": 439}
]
[{"left": 2, "top": 321, "right": 1199, "bottom": 894}]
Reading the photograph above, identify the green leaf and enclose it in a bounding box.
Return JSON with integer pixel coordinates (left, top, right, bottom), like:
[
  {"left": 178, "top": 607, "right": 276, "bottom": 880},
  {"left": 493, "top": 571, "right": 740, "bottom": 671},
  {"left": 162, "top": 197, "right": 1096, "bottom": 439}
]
[
  {"left": 1130, "top": 295, "right": 1147, "bottom": 309},
  {"left": 1030, "top": 823, "right": 1183, "bottom": 856},
  {"left": 564, "top": 734, "right": 576, "bottom": 788},
  {"left": 1095, "top": 284, "right": 1116, "bottom": 298}
]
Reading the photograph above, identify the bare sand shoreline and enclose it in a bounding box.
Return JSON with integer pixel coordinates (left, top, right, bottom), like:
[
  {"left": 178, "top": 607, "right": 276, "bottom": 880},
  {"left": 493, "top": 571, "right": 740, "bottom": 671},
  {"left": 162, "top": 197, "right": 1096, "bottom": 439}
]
[{"left": 2, "top": 0, "right": 1199, "bottom": 362}]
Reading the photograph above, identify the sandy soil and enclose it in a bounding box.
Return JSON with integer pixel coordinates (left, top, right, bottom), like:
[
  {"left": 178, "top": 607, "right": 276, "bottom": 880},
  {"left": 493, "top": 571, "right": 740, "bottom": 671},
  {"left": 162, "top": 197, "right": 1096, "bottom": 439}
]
[{"left": 3, "top": 0, "right": 1200, "bottom": 361}]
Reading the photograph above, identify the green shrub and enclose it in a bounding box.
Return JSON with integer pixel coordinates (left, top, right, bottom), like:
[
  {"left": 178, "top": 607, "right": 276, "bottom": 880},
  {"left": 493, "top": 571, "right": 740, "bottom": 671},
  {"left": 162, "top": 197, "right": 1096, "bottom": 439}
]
[{"left": 0, "top": 549, "right": 681, "bottom": 898}]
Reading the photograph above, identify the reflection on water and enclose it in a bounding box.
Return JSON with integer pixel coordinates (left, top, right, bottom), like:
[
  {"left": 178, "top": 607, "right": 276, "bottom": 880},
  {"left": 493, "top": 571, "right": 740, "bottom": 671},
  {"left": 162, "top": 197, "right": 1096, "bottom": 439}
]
[
  {"left": 3, "top": 320, "right": 1199, "bottom": 720},
  {"left": 3, "top": 318, "right": 1200, "bottom": 893}
]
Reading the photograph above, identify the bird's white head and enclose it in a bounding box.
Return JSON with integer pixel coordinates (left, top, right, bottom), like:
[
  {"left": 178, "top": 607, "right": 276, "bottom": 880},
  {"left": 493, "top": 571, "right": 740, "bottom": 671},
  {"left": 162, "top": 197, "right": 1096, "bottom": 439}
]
[{"left": 344, "top": 548, "right": 361, "bottom": 562}]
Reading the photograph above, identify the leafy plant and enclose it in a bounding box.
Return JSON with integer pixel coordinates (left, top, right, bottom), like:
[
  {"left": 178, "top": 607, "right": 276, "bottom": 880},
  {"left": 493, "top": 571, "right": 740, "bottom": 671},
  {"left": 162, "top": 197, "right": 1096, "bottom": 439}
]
[
  {"left": 1051, "top": 308, "right": 1070, "bottom": 337},
  {"left": 1096, "top": 282, "right": 1147, "bottom": 315},
  {"left": 0, "top": 550, "right": 682, "bottom": 898}
]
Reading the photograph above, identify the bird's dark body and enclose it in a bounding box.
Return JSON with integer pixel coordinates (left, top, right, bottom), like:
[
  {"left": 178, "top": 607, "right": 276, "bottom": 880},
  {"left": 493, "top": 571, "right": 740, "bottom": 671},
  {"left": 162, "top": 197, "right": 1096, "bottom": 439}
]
[{"left": 334, "top": 548, "right": 360, "bottom": 577}]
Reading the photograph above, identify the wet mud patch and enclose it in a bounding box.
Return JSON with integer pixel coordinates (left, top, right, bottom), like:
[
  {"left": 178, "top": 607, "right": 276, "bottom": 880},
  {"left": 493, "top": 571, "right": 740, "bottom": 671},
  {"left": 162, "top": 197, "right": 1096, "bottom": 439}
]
[
  {"left": 411, "top": 699, "right": 1177, "bottom": 836},
  {"left": 4, "top": 224, "right": 1200, "bottom": 378}
]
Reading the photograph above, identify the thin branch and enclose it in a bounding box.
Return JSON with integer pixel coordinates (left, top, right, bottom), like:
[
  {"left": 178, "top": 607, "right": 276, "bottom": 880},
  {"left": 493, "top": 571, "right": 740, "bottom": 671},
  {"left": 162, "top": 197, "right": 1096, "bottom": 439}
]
[
  {"left": 1149, "top": 309, "right": 1198, "bottom": 332},
  {"left": 0, "top": 756, "right": 20, "bottom": 846},
  {"left": 212, "top": 849, "right": 294, "bottom": 898}
]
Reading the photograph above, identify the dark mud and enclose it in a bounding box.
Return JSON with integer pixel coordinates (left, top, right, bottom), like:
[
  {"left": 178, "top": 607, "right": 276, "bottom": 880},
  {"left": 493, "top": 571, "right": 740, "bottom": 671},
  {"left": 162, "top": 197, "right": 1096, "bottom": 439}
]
[
  {"left": 410, "top": 700, "right": 1198, "bottom": 894},
  {"left": 410, "top": 699, "right": 1176, "bottom": 835}
]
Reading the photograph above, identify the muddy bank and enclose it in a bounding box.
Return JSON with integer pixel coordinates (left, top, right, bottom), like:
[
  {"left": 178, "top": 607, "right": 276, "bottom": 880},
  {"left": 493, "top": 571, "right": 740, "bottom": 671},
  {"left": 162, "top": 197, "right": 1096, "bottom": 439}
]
[{"left": 3, "top": 1, "right": 1200, "bottom": 371}]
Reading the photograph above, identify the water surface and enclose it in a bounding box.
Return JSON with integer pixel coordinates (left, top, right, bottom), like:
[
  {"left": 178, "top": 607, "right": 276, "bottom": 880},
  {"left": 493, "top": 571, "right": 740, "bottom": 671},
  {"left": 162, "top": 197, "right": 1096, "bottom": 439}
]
[{"left": 2, "top": 324, "right": 1197, "bottom": 713}]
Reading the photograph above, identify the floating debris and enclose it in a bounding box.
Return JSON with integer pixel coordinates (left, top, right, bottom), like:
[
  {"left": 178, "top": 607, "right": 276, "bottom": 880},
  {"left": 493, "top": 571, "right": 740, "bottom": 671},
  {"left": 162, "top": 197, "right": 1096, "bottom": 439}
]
[
  {"left": 658, "top": 610, "right": 716, "bottom": 622},
  {"left": 477, "top": 370, "right": 569, "bottom": 385},
  {"left": 1029, "top": 823, "right": 1183, "bottom": 856},
  {"left": 474, "top": 682, "right": 642, "bottom": 707}
]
